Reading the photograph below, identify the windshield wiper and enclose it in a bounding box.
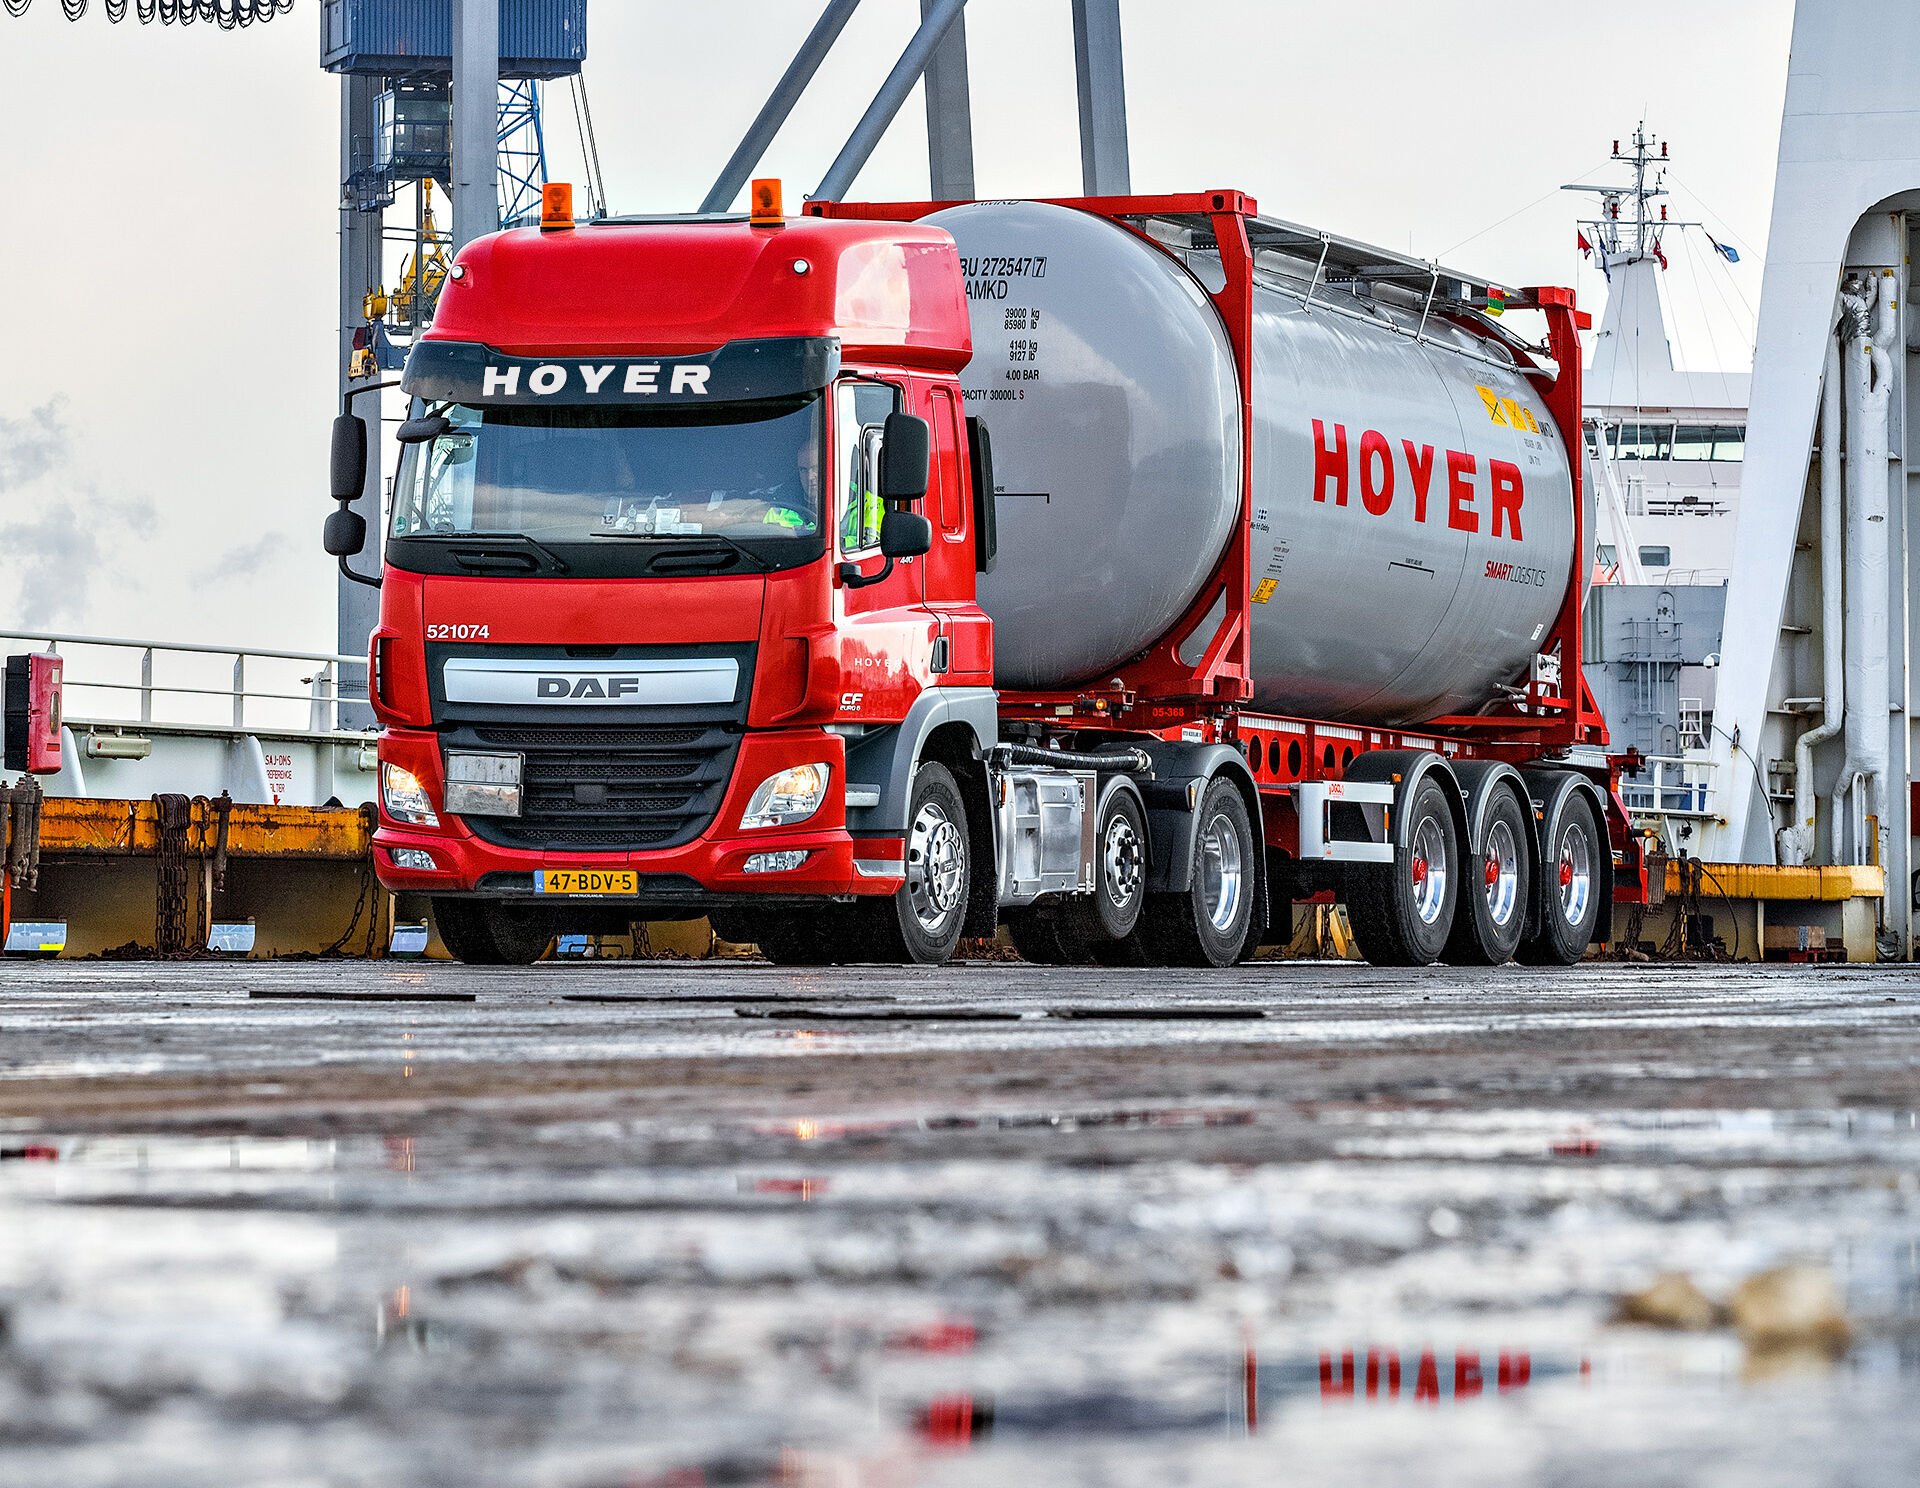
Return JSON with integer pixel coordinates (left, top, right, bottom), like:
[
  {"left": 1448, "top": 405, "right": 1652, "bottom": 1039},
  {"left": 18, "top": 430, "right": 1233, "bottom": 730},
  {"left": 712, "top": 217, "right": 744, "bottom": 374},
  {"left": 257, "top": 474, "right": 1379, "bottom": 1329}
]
[
  {"left": 414, "top": 531, "right": 571, "bottom": 574},
  {"left": 589, "top": 529, "right": 772, "bottom": 573}
]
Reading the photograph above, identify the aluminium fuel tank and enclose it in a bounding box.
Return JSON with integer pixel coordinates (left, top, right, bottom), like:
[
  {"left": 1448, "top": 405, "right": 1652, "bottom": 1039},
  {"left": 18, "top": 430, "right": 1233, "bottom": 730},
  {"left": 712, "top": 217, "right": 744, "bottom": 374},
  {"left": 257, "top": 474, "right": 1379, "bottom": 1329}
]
[{"left": 925, "top": 201, "right": 1574, "bottom": 725}]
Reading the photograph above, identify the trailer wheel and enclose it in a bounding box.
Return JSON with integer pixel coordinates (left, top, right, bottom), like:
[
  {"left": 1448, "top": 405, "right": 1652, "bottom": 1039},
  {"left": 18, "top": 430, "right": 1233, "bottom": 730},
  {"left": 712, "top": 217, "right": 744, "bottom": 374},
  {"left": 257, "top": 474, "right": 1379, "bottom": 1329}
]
[
  {"left": 1345, "top": 774, "right": 1459, "bottom": 966},
  {"left": 848, "top": 762, "right": 970, "bottom": 965},
  {"left": 1442, "top": 786, "right": 1531, "bottom": 965},
  {"left": 1518, "top": 789, "right": 1603, "bottom": 965},
  {"left": 1141, "top": 778, "right": 1256, "bottom": 967},
  {"left": 430, "top": 898, "right": 555, "bottom": 966}
]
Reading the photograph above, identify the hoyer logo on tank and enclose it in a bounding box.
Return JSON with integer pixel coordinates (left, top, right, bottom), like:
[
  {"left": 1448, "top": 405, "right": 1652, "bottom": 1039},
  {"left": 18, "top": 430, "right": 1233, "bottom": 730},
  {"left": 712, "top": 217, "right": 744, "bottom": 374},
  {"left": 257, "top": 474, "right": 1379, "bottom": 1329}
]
[{"left": 1311, "top": 420, "right": 1526, "bottom": 540}]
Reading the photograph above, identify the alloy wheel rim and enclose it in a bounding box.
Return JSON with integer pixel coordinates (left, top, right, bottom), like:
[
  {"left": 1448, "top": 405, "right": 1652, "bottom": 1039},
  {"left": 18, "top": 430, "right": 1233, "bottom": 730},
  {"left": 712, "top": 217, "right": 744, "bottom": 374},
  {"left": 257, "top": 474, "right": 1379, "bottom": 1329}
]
[
  {"left": 1411, "top": 813, "right": 1449, "bottom": 925},
  {"left": 1558, "top": 818, "right": 1592, "bottom": 927},
  {"left": 1104, "top": 813, "right": 1143, "bottom": 907},
  {"left": 1484, "top": 818, "right": 1520, "bottom": 926},
  {"left": 907, "top": 800, "right": 964, "bottom": 932},
  {"left": 1199, "top": 811, "right": 1243, "bottom": 933}
]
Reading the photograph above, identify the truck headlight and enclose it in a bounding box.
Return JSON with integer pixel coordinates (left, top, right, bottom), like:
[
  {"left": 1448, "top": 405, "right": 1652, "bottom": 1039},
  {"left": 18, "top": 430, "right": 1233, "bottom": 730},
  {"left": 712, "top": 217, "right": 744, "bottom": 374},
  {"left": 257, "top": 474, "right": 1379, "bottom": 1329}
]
[
  {"left": 741, "top": 762, "right": 830, "bottom": 829},
  {"left": 381, "top": 763, "right": 439, "bottom": 827},
  {"left": 444, "top": 750, "right": 522, "bottom": 817}
]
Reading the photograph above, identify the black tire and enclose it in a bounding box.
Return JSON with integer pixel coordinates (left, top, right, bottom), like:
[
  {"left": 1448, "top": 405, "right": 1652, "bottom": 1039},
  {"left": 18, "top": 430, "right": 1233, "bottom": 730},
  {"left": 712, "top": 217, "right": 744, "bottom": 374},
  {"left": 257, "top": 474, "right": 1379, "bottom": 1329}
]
[
  {"left": 705, "top": 907, "right": 762, "bottom": 947},
  {"left": 431, "top": 898, "right": 554, "bottom": 966},
  {"left": 1139, "top": 778, "right": 1257, "bottom": 968},
  {"left": 1345, "top": 773, "right": 1460, "bottom": 966},
  {"left": 1518, "top": 789, "right": 1604, "bottom": 965},
  {"left": 1442, "top": 786, "right": 1532, "bottom": 966},
  {"left": 1006, "top": 907, "right": 1090, "bottom": 965},
  {"left": 1089, "top": 927, "right": 1154, "bottom": 967},
  {"left": 754, "top": 912, "right": 841, "bottom": 966},
  {"left": 854, "top": 762, "right": 971, "bottom": 965},
  {"left": 1062, "top": 786, "right": 1148, "bottom": 947}
]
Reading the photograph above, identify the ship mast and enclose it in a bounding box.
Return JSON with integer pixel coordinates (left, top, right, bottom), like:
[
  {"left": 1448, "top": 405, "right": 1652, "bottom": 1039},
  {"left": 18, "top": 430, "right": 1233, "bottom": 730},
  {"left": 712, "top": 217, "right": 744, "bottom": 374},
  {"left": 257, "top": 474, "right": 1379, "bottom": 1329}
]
[{"left": 1564, "top": 122, "right": 1702, "bottom": 269}]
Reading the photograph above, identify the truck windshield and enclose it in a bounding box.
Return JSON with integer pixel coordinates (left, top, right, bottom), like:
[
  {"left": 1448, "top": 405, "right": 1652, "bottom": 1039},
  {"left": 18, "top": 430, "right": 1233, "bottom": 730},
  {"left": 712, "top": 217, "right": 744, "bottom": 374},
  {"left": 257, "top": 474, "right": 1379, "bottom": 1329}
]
[{"left": 390, "top": 394, "right": 824, "bottom": 550}]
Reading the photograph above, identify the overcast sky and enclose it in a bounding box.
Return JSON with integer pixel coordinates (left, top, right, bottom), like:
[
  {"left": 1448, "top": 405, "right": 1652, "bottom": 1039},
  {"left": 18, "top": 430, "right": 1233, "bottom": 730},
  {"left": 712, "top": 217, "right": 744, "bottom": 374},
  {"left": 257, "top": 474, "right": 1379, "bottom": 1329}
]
[{"left": 0, "top": 0, "right": 1793, "bottom": 655}]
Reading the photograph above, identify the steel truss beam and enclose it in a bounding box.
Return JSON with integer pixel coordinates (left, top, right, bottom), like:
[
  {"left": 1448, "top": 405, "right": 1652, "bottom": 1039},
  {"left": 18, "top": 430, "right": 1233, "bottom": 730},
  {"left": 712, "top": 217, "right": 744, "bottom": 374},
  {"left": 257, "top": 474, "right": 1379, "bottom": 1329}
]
[{"left": 702, "top": 0, "right": 863, "bottom": 213}]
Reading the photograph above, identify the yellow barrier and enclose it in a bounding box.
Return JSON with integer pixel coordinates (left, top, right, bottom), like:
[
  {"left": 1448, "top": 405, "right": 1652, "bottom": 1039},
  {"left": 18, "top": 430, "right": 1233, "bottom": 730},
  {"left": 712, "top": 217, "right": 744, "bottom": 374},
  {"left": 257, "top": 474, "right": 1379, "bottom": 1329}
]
[{"left": 1666, "top": 861, "right": 1883, "bottom": 903}]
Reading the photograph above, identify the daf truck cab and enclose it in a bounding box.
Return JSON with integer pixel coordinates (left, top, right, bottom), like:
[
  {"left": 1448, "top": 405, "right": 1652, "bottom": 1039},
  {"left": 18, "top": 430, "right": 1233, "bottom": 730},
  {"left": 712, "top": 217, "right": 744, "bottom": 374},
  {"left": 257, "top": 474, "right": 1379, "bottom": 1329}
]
[{"left": 330, "top": 205, "right": 1108, "bottom": 966}]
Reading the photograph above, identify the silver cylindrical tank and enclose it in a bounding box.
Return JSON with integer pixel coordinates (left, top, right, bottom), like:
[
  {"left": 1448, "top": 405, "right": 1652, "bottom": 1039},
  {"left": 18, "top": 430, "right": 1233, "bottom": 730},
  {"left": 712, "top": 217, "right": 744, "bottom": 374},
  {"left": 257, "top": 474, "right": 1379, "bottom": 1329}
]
[{"left": 927, "top": 201, "right": 1574, "bottom": 725}]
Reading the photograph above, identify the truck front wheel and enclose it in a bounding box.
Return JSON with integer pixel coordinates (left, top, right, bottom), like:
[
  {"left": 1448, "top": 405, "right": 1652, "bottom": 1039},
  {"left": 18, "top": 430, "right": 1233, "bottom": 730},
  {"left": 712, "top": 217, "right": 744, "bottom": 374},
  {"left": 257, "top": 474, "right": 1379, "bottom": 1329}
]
[
  {"left": 850, "top": 762, "right": 970, "bottom": 965},
  {"left": 431, "top": 898, "right": 556, "bottom": 966}
]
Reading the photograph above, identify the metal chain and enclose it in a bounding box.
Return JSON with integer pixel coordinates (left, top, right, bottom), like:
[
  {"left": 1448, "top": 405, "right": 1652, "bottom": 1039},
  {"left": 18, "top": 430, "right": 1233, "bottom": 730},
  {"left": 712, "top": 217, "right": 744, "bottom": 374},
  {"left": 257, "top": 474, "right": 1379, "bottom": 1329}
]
[
  {"left": 153, "top": 793, "right": 194, "bottom": 956},
  {"left": 322, "top": 804, "right": 384, "bottom": 958},
  {"left": 6, "top": 0, "right": 297, "bottom": 25},
  {"left": 4, "top": 778, "right": 44, "bottom": 892}
]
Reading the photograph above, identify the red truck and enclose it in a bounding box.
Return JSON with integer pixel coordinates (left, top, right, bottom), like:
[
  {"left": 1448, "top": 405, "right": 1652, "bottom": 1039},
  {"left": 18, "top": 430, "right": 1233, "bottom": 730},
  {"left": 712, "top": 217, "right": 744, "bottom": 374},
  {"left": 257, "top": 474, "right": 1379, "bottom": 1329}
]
[{"left": 324, "top": 183, "right": 1639, "bottom": 968}]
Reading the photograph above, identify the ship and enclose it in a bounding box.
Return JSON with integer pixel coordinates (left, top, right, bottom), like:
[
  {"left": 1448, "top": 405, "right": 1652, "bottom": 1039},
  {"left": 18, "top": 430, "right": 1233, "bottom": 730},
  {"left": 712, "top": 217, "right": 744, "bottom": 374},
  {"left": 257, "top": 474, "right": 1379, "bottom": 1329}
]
[{"left": 1573, "top": 127, "right": 1751, "bottom": 846}]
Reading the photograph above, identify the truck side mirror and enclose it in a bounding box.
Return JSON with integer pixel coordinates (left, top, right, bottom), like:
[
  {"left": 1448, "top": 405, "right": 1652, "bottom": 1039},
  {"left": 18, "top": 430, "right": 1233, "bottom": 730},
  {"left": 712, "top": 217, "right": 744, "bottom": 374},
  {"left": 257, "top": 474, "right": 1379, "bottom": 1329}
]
[
  {"left": 330, "top": 414, "right": 369, "bottom": 502},
  {"left": 879, "top": 509, "right": 932, "bottom": 559},
  {"left": 966, "top": 415, "right": 997, "bottom": 574},
  {"left": 878, "top": 412, "right": 930, "bottom": 501},
  {"left": 396, "top": 415, "right": 451, "bottom": 444},
  {"left": 323, "top": 507, "right": 369, "bottom": 558}
]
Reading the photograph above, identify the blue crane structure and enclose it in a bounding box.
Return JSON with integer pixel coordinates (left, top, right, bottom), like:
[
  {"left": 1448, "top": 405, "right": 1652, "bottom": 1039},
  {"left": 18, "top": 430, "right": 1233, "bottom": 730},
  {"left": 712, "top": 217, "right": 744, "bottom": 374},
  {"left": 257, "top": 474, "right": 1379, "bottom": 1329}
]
[{"left": 323, "top": 0, "right": 592, "bottom": 720}]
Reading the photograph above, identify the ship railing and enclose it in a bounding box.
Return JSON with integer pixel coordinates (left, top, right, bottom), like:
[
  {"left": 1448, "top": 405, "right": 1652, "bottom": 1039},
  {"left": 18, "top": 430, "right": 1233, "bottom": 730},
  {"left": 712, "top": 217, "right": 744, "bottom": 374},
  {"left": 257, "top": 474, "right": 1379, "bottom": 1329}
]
[
  {"left": 1620, "top": 753, "right": 1720, "bottom": 851},
  {"left": 0, "top": 629, "right": 372, "bottom": 741}
]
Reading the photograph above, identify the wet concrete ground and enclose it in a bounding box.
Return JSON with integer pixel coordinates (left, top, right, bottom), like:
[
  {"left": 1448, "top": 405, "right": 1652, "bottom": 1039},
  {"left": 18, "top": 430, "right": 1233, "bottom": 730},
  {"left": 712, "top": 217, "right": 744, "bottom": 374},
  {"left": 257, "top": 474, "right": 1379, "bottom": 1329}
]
[{"left": 2, "top": 958, "right": 1918, "bottom": 1486}]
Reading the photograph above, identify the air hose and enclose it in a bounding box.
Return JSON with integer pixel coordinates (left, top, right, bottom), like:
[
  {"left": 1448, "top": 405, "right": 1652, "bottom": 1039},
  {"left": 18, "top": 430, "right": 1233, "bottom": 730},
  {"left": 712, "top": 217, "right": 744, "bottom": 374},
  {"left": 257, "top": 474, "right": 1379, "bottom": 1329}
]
[{"left": 992, "top": 742, "right": 1153, "bottom": 774}]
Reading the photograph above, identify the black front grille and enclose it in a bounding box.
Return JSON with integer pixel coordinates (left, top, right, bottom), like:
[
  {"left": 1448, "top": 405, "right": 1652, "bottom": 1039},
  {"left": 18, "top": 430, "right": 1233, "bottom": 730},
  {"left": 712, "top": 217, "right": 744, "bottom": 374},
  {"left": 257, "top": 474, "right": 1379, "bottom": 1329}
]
[
  {"left": 473, "top": 725, "right": 706, "bottom": 749},
  {"left": 455, "top": 723, "right": 742, "bottom": 853}
]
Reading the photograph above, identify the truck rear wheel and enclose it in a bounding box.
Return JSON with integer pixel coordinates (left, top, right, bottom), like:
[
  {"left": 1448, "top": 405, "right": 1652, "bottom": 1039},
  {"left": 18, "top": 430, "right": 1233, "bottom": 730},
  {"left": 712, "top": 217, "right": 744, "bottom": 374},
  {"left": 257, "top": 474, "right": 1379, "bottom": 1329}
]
[
  {"left": 1442, "top": 785, "right": 1531, "bottom": 965},
  {"left": 1066, "top": 786, "right": 1148, "bottom": 945},
  {"left": 1345, "top": 774, "right": 1459, "bottom": 966},
  {"left": 431, "top": 898, "right": 555, "bottom": 966},
  {"left": 1005, "top": 907, "right": 1088, "bottom": 965},
  {"left": 1140, "top": 778, "right": 1256, "bottom": 967},
  {"left": 848, "top": 762, "right": 970, "bottom": 965},
  {"left": 1518, "top": 789, "right": 1603, "bottom": 965},
  {"left": 1012, "top": 787, "right": 1149, "bottom": 965}
]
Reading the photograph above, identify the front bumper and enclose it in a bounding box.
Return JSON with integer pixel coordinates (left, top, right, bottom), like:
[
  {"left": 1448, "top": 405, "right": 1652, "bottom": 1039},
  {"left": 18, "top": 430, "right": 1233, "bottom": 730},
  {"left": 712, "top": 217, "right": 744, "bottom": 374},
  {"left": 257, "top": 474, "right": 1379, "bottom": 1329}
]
[{"left": 371, "top": 726, "right": 905, "bottom": 905}]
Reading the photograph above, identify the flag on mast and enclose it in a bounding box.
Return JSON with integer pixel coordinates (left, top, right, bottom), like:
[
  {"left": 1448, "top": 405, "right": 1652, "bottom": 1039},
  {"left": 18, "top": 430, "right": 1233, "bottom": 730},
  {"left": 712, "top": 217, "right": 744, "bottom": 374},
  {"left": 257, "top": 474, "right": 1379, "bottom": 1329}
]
[{"left": 1703, "top": 230, "right": 1740, "bottom": 264}]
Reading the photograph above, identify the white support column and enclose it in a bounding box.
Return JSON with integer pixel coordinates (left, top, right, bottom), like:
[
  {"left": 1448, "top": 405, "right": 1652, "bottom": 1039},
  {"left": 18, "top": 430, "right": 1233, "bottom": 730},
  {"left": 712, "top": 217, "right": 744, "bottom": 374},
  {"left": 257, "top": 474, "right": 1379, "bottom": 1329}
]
[
  {"left": 921, "top": 0, "right": 974, "bottom": 200},
  {"left": 1071, "top": 0, "right": 1130, "bottom": 196},
  {"left": 452, "top": 0, "right": 500, "bottom": 250}
]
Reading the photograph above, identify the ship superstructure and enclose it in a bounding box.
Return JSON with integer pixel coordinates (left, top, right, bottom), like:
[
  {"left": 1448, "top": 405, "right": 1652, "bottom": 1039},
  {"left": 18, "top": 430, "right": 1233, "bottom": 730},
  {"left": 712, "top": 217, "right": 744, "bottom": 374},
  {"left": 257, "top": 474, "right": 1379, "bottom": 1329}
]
[{"left": 1574, "top": 129, "right": 1750, "bottom": 824}]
